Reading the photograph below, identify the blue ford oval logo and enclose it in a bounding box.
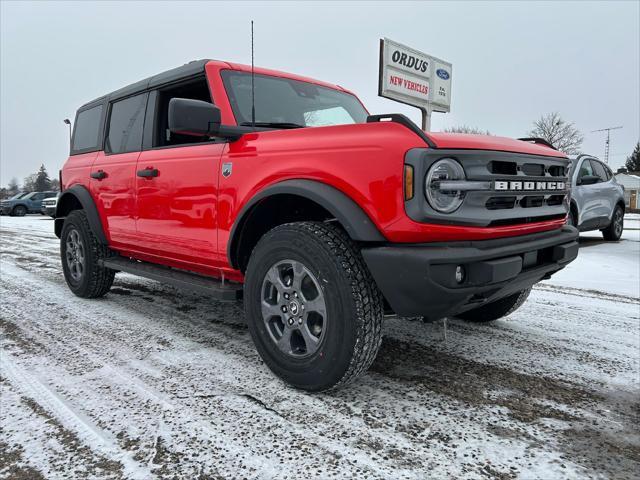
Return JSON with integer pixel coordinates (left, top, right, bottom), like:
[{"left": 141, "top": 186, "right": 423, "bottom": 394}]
[{"left": 436, "top": 68, "right": 449, "bottom": 80}]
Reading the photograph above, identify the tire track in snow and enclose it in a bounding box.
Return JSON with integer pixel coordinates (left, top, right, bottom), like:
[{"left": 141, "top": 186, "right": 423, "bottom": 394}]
[{"left": 1, "top": 353, "right": 155, "bottom": 480}]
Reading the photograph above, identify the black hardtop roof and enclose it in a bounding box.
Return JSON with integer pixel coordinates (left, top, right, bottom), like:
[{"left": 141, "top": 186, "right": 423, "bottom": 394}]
[{"left": 79, "top": 59, "right": 211, "bottom": 110}]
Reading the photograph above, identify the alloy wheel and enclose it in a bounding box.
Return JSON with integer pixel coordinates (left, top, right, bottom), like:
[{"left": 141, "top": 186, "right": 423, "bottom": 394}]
[
  {"left": 65, "top": 228, "right": 86, "bottom": 282},
  {"left": 260, "top": 259, "right": 327, "bottom": 358}
]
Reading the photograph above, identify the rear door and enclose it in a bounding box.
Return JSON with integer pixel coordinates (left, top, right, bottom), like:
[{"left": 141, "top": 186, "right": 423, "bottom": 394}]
[
  {"left": 90, "top": 92, "right": 148, "bottom": 248},
  {"left": 589, "top": 159, "right": 615, "bottom": 225},
  {"left": 135, "top": 78, "right": 225, "bottom": 269}
]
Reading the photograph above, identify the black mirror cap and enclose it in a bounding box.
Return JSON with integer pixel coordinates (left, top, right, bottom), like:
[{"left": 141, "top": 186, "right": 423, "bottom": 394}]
[
  {"left": 579, "top": 175, "right": 600, "bottom": 185},
  {"left": 168, "top": 98, "right": 221, "bottom": 137}
]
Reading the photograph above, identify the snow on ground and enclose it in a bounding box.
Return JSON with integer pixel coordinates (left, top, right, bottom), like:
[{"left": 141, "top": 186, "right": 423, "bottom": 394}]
[
  {"left": 541, "top": 214, "right": 640, "bottom": 297},
  {"left": 1, "top": 215, "right": 638, "bottom": 480}
]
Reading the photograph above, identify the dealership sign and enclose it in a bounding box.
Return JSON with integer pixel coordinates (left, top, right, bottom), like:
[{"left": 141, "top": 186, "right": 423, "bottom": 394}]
[{"left": 378, "top": 38, "right": 452, "bottom": 114}]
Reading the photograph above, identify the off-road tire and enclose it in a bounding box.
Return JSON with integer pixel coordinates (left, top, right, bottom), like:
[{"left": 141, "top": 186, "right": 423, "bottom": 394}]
[
  {"left": 60, "top": 210, "right": 115, "bottom": 298},
  {"left": 602, "top": 205, "right": 624, "bottom": 241},
  {"left": 457, "top": 288, "right": 531, "bottom": 323},
  {"left": 11, "top": 205, "right": 27, "bottom": 217},
  {"left": 244, "top": 221, "right": 384, "bottom": 392}
]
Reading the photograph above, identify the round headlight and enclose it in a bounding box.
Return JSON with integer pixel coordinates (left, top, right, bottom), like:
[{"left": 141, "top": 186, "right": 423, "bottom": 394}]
[{"left": 425, "top": 158, "right": 466, "bottom": 213}]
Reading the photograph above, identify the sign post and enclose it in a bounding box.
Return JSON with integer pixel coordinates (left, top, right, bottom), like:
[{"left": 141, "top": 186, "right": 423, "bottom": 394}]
[{"left": 378, "top": 38, "right": 452, "bottom": 132}]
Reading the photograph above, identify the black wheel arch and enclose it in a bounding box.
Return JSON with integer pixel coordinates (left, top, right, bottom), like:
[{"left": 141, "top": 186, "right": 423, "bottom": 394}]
[
  {"left": 228, "top": 179, "right": 385, "bottom": 271},
  {"left": 54, "top": 185, "right": 107, "bottom": 244}
]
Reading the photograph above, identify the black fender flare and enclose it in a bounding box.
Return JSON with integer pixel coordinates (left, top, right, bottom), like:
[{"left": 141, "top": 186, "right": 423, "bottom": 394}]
[
  {"left": 54, "top": 185, "right": 107, "bottom": 244},
  {"left": 227, "top": 179, "right": 385, "bottom": 269}
]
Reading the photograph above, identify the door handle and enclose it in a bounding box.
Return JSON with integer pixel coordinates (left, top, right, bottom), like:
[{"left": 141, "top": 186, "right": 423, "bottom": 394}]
[
  {"left": 90, "top": 170, "right": 107, "bottom": 180},
  {"left": 137, "top": 168, "right": 159, "bottom": 178}
]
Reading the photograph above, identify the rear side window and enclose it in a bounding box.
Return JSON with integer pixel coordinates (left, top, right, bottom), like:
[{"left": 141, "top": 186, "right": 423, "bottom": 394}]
[
  {"left": 72, "top": 105, "right": 103, "bottom": 152},
  {"left": 590, "top": 160, "right": 608, "bottom": 182},
  {"left": 106, "top": 93, "right": 148, "bottom": 154}
]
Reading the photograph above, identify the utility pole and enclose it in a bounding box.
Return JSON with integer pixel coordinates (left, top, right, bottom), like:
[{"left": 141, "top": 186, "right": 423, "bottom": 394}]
[{"left": 591, "top": 126, "right": 623, "bottom": 164}]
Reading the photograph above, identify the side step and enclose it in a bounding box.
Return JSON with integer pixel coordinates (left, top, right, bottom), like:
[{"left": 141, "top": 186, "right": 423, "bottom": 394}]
[{"left": 101, "top": 256, "right": 243, "bottom": 301}]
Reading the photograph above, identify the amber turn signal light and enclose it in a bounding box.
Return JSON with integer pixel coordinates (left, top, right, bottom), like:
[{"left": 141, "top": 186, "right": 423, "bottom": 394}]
[{"left": 404, "top": 165, "right": 414, "bottom": 200}]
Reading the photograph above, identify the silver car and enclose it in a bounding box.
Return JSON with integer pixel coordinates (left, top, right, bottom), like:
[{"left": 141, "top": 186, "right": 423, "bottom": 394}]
[{"left": 568, "top": 155, "right": 625, "bottom": 240}]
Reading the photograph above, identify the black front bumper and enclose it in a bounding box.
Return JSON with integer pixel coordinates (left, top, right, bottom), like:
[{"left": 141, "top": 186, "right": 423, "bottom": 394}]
[{"left": 361, "top": 226, "right": 578, "bottom": 319}]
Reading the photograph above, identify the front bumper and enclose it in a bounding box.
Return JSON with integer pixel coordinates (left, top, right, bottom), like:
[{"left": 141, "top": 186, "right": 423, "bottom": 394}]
[
  {"left": 361, "top": 226, "right": 578, "bottom": 319},
  {"left": 0, "top": 205, "right": 13, "bottom": 215},
  {"left": 42, "top": 206, "right": 56, "bottom": 216}
]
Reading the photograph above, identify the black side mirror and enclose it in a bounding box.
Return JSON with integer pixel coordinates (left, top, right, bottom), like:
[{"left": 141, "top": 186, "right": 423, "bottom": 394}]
[
  {"left": 579, "top": 175, "right": 600, "bottom": 186},
  {"left": 168, "top": 98, "right": 221, "bottom": 137}
]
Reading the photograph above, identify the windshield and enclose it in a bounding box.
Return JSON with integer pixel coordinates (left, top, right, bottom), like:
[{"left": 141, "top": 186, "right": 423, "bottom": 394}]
[
  {"left": 221, "top": 71, "right": 368, "bottom": 128},
  {"left": 8, "top": 192, "right": 28, "bottom": 200}
]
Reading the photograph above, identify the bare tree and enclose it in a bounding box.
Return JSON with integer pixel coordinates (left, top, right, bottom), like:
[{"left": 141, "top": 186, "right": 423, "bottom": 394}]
[
  {"left": 528, "top": 112, "right": 583, "bottom": 155},
  {"left": 7, "top": 177, "right": 20, "bottom": 195},
  {"left": 444, "top": 125, "right": 492, "bottom": 135}
]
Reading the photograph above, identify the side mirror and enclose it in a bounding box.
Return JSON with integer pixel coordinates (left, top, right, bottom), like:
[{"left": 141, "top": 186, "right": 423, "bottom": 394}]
[
  {"left": 578, "top": 175, "right": 600, "bottom": 186},
  {"left": 168, "top": 98, "right": 221, "bottom": 137}
]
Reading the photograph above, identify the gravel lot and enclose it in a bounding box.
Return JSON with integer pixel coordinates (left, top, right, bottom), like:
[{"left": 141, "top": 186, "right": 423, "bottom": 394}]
[{"left": 1, "top": 215, "right": 639, "bottom": 479}]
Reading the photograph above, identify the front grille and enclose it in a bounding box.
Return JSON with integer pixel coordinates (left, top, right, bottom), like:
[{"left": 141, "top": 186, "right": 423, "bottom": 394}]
[{"left": 404, "top": 149, "right": 571, "bottom": 228}]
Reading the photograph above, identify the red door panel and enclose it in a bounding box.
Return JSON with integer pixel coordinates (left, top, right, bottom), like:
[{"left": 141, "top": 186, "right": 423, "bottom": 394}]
[
  {"left": 90, "top": 151, "right": 139, "bottom": 247},
  {"left": 135, "top": 143, "right": 225, "bottom": 268}
]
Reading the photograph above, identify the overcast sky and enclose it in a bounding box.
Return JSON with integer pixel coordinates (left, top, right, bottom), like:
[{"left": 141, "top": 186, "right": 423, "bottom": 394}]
[{"left": 1, "top": 1, "right": 639, "bottom": 186}]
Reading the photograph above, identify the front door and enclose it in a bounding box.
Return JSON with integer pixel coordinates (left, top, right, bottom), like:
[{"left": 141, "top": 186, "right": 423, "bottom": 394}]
[
  {"left": 90, "top": 92, "right": 148, "bottom": 247},
  {"left": 135, "top": 143, "right": 225, "bottom": 268}
]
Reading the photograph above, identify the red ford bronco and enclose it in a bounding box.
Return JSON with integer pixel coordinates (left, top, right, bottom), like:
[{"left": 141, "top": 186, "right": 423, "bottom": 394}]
[{"left": 57, "top": 59, "right": 578, "bottom": 391}]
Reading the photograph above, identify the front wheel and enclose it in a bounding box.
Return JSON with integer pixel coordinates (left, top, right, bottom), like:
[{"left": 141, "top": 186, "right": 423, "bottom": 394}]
[
  {"left": 11, "top": 205, "right": 27, "bottom": 217},
  {"left": 60, "top": 210, "right": 115, "bottom": 298},
  {"left": 456, "top": 288, "right": 531, "bottom": 323},
  {"left": 244, "top": 222, "right": 384, "bottom": 391},
  {"left": 602, "top": 205, "right": 624, "bottom": 241}
]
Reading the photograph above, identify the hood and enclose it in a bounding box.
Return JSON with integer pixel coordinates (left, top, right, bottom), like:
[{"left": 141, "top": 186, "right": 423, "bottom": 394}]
[{"left": 428, "top": 133, "right": 567, "bottom": 158}]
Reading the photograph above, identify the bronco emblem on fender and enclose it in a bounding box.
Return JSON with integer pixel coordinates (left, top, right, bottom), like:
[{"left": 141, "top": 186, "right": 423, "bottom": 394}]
[{"left": 222, "top": 162, "right": 233, "bottom": 178}]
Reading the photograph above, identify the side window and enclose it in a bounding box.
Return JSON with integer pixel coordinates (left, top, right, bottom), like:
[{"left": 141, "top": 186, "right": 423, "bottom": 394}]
[
  {"left": 106, "top": 93, "right": 148, "bottom": 154},
  {"left": 31, "top": 193, "right": 44, "bottom": 201},
  {"left": 578, "top": 159, "right": 594, "bottom": 179},
  {"left": 153, "top": 78, "right": 212, "bottom": 148},
  {"left": 590, "top": 160, "right": 608, "bottom": 182},
  {"left": 72, "top": 105, "right": 103, "bottom": 152}
]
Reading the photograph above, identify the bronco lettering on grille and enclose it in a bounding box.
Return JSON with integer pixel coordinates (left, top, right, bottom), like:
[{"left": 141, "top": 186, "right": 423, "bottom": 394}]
[{"left": 494, "top": 181, "right": 565, "bottom": 191}]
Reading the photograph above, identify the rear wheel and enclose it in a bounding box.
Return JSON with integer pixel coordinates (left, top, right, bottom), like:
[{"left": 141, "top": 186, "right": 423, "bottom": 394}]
[
  {"left": 61, "top": 210, "right": 115, "bottom": 298},
  {"left": 457, "top": 288, "right": 531, "bottom": 323},
  {"left": 602, "top": 205, "right": 624, "bottom": 241},
  {"left": 11, "top": 205, "right": 27, "bottom": 217},
  {"left": 244, "top": 222, "right": 384, "bottom": 391}
]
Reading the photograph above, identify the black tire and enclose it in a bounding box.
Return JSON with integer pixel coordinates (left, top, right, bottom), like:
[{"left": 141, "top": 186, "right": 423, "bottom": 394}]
[
  {"left": 11, "top": 205, "right": 27, "bottom": 217},
  {"left": 244, "top": 221, "right": 384, "bottom": 392},
  {"left": 457, "top": 288, "right": 531, "bottom": 323},
  {"left": 602, "top": 205, "right": 624, "bottom": 241},
  {"left": 60, "top": 210, "right": 115, "bottom": 298}
]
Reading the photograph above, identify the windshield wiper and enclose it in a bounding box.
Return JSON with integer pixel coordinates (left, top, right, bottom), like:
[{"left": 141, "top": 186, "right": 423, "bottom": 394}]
[{"left": 240, "top": 122, "right": 305, "bottom": 129}]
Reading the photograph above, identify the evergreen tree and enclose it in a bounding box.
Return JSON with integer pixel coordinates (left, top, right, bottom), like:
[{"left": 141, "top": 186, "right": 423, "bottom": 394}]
[
  {"left": 34, "top": 164, "right": 52, "bottom": 191},
  {"left": 625, "top": 142, "right": 640, "bottom": 172}
]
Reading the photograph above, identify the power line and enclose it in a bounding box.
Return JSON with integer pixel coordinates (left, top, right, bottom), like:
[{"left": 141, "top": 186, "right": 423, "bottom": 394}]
[{"left": 591, "top": 126, "right": 623, "bottom": 164}]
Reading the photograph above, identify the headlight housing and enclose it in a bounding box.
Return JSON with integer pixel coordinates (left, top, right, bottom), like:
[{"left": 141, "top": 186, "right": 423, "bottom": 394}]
[{"left": 425, "top": 158, "right": 466, "bottom": 213}]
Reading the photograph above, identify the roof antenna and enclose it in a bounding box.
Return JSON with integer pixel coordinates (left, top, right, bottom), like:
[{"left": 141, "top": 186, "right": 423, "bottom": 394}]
[{"left": 251, "top": 20, "right": 256, "bottom": 129}]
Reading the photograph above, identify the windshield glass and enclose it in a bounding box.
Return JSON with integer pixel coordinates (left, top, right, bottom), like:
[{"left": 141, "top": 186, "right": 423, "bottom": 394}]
[
  {"left": 221, "top": 71, "right": 368, "bottom": 128},
  {"left": 8, "top": 192, "right": 27, "bottom": 200}
]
